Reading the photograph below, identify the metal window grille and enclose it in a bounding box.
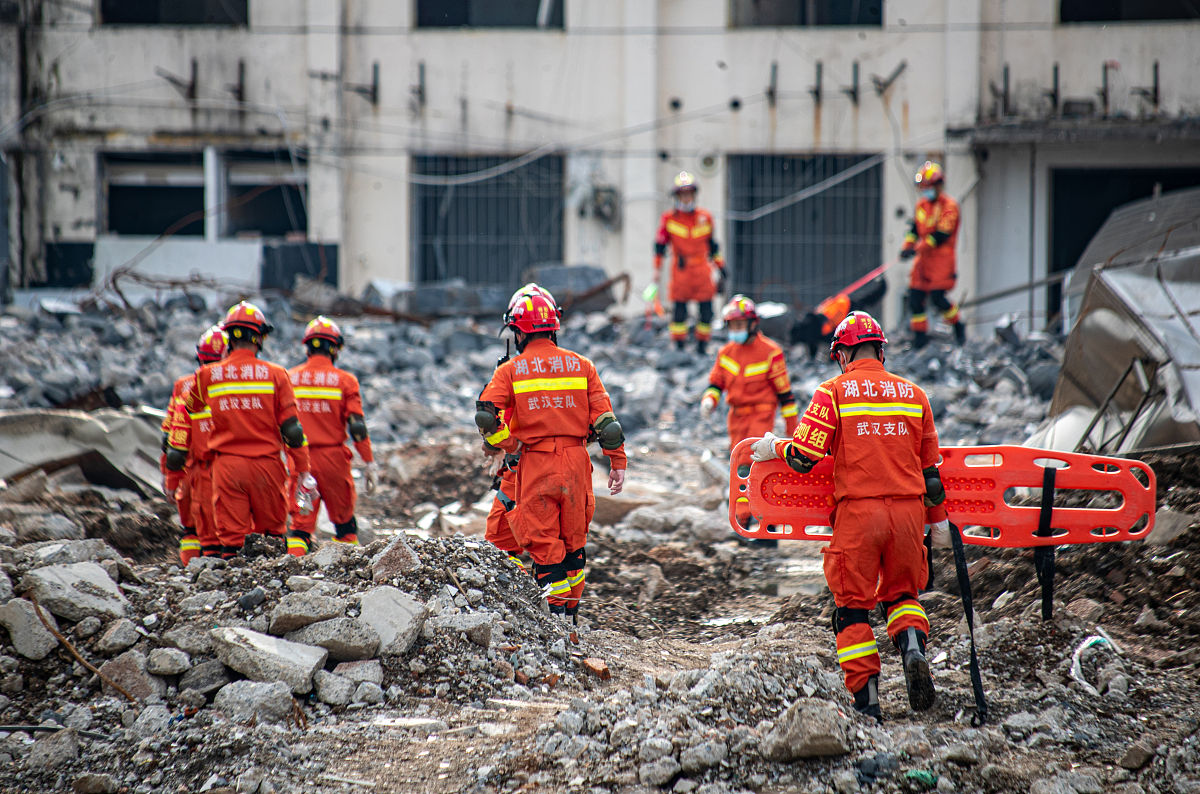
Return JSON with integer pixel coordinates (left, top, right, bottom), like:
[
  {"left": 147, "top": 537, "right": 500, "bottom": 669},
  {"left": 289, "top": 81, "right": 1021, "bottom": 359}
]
[
  {"left": 727, "top": 153, "right": 882, "bottom": 307},
  {"left": 412, "top": 154, "right": 564, "bottom": 287}
]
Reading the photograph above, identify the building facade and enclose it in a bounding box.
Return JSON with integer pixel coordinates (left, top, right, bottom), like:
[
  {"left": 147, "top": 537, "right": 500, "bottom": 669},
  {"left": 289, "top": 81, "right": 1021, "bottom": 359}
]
[{"left": 2, "top": 0, "right": 1199, "bottom": 333}]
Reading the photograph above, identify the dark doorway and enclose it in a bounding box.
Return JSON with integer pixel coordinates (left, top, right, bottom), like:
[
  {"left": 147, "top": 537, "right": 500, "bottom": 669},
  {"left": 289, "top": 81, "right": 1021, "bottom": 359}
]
[{"left": 1050, "top": 167, "right": 1200, "bottom": 326}]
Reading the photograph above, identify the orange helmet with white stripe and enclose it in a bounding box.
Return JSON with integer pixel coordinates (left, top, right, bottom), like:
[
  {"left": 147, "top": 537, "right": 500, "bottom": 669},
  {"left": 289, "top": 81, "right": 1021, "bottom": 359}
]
[{"left": 196, "top": 325, "right": 228, "bottom": 364}]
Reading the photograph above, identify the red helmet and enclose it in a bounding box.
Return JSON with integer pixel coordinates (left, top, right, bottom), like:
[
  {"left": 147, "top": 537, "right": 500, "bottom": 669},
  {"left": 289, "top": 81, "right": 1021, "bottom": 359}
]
[
  {"left": 915, "top": 161, "right": 944, "bottom": 187},
  {"left": 221, "top": 301, "right": 273, "bottom": 343},
  {"left": 829, "top": 311, "right": 888, "bottom": 360},
  {"left": 507, "top": 291, "right": 561, "bottom": 334},
  {"left": 507, "top": 282, "right": 558, "bottom": 314},
  {"left": 721, "top": 294, "right": 759, "bottom": 323},
  {"left": 196, "top": 325, "right": 228, "bottom": 363},
  {"left": 303, "top": 316, "right": 344, "bottom": 347}
]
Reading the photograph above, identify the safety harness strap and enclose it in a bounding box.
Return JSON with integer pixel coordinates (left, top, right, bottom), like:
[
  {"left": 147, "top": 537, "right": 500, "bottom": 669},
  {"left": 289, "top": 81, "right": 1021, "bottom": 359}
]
[
  {"left": 949, "top": 520, "right": 988, "bottom": 726},
  {"left": 1034, "top": 465, "right": 1057, "bottom": 622}
]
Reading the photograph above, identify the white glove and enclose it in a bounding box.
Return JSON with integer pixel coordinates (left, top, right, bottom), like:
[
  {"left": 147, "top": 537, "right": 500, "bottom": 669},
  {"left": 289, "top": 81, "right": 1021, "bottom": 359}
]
[
  {"left": 296, "top": 473, "right": 318, "bottom": 516},
  {"left": 750, "top": 432, "right": 781, "bottom": 462},
  {"left": 927, "top": 519, "right": 952, "bottom": 549},
  {"left": 699, "top": 394, "right": 717, "bottom": 419},
  {"left": 363, "top": 461, "right": 379, "bottom": 495}
]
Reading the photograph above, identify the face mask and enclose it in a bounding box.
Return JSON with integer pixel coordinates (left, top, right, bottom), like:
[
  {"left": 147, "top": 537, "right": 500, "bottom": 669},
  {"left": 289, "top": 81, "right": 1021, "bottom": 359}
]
[
  {"left": 922, "top": 188, "right": 938, "bottom": 201},
  {"left": 728, "top": 329, "right": 749, "bottom": 344},
  {"left": 675, "top": 199, "right": 695, "bottom": 212}
]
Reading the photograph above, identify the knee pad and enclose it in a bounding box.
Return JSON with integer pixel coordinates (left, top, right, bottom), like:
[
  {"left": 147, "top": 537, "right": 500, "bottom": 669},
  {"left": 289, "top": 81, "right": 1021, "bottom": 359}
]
[
  {"left": 832, "top": 606, "right": 871, "bottom": 635},
  {"left": 907, "top": 289, "right": 927, "bottom": 314},
  {"left": 563, "top": 547, "right": 586, "bottom": 570}
]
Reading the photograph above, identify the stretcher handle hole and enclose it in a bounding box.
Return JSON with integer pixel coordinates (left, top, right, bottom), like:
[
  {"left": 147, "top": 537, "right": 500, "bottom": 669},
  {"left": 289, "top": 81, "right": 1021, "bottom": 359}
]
[
  {"left": 962, "top": 525, "right": 1001, "bottom": 540},
  {"left": 765, "top": 524, "right": 793, "bottom": 535},
  {"left": 803, "top": 525, "right": 833, "bottom": 537},
  {"left": 963, "top": 453, "right": 1003, "bottom": 468},
  {"left": 1091, "top": 462, "right": 1120, "bottom": 474},
  {"left": 1033, "top": 457, "right": 1070, "bottom": 470},
  {"left": 1035, "top": 527, "right": 1070, "bottom": 540},
  {"left": 1003, "top": 487, "right": 1124, "bottom": 509},
  {"left": 737, "top": 464, "right": 751, "bottom": 478},
  {"left": 1130, "top": 467, "right": 1151, "bottom": 489},
  {"left": 1129, "top": 513, "right": 1149, "bottom": 535},
  {"left": 1090, "top": 526, "right": 1120, "bottom": 538}
]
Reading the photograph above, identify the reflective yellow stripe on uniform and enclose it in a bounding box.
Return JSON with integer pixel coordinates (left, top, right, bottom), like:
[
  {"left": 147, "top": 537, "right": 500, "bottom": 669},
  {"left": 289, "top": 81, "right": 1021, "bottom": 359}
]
[
  {"left": 691, "top": 224, "right": 712, "bottom": 237},
  {"left": 567, "top": 570, "right": 586, "bottom": 587},
  {"left": 837, "top": 640, "right": 879, "bottom": 663},
  {"left": 179, "top": 538, "right": 201, "bottom": 551},
  {"left": 294, "top": 386, "right": 342, "bottom": 400},
  {"left": 743, "top": 361, "right": 770, "bottom": 376},
  {"left": 507, "top": 555, "right": 525, "bottom": 569},
  {"left": 545, "top": 578, "right": 571, "bottom": 596},
  {"left": 781, "top": 403, "right": 799, "bottom": 418},
  {"left": 208, "top": 381, "right": 275, "bottom": 398},
  {"left": 886, "top": 604, "right": 928, "bottom": 627},
  {"left": 665, "top": 220, "right": 689, "bottom": 237},
  {"left": 668, "top": 322, "right": 689, "bottom": 335},
  {"left": 188, "top": 408, "right": 212, "bottom": 420},
  {"left": 286, "top": 537, "right": 309, "bottom": 552},
  {"left": 718, "top": 355, "right": 739, "bottom": 375},
  {"left": 486, "top": 426, "right": 510, "bottom": 446},
  {"left": 839, "top": 402, "right": 923, "bottom": 418},
  {"left": 512, "top": 377, "right": 588, "bottom": 394}
]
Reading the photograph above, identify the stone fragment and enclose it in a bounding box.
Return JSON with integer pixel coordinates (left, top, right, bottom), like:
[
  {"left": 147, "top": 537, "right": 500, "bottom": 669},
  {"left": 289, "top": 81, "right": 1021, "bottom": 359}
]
[
  {"left": 94, "top": 618, "right": 140, "bottom": 655},
  {"left": 213, "top": 680, "right": 294, "bottom": 723},
  {"left": 0, "top": 598, "right": 59, "bottom": 660},
  {"left": 237, "top": 587, "right": 266, "bottom": 611},
  {"left": 355, "top": 586, "right": 428, "bottom": 655},
  {"left": 760, "top": 698, "right": 852, "bottom": 760},
  {"left": 309, "top": 543, "right": 357, "bottom": 569},
  {"left": 72, "top": 773, "right": 118, "bottom": 794},
  {"left": 333, "top": 659, "right": 383, "bottom": 686},
  {"left": 178, "top": 590, "right": 225, "bottom": 612},
  {"left": 284, "top": 617, "right": 380, "bottom": 661},
  {"left": 285, "top": 575, "right": 318, "bottom": 592},
  {"left": 1119, "top": 742, "right": 1154, "bottom": 770},
  {"left": 0, "top": 570, "right": 11, "bottom": 602},
  {"left": 21, "top": 539, "right": 123, "bottom": 568},
  {"left": 640, "top": 736, "right": 674, "bottom": 762},
  {"left": 610, "top": 718, "right": 639, "bottom": 747},
  {"left": 314, "top": 670, "right": 354, "bottom": 706},
  {"left": 680, "top": 741, "right": 727, "bottom": 773},
  {"left": 25, "top": 727, "right": 79, "bottom": 769},
  {"left": 1146, "top": 506, "right": 1195, "bottom": 545},
  {"left": 162, "top": 625, "right": 213, "bottom": 656},
  {"left": 1067, "top": 597, "right": 1104, "bottom": 623},
  {"left": 354, "top": 682, "right": 384, "bottom": 705},
  {"left": 1030, "top": 772, "right": 1103, "bottom": 794},
  {"left": 941, "top": 743, "right": 980, "bottom": 765},
  {"left": 370, "top": 536, "right": 422, "bottom": 581},
  {"left": 267, "top": 592, "right": 345, "bottom": 635},
  {"left": 210, "top": 626, "right": 327, "bottom": 694},
  {"left": 74, "top": 616, "right": 101, "bottom": 638},
  {"left": 14, "top": 513, "right": 82, "bottom": 542},
  {"left": 147, "top": 648, "right": 191, "bottom": 675},
  {"left": 98, "top": 650, "right": 165, "bottom": 699},
  {"left": 19, "top": 562, "right": 128, "bottom": 621},
  {"left": 132, "top": 704, "right": 172, "bottom": 737},
  {"left": 430, "top": 611, "right": 493, "bottom": 647},
  {"left": 639, "top": 757, "right": 682, "bottom": 787},
  {"left": 581, "top": 658, "right": 611, "bottom": 679},
  {"left": 179, "top": 660, "right": 230, "bottom": 695}
]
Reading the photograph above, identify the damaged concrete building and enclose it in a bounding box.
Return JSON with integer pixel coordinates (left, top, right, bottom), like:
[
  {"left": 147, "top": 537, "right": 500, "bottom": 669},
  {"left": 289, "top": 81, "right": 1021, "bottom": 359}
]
[{"left": 1, "top": 1, "right": 1200, "bottom": 332}]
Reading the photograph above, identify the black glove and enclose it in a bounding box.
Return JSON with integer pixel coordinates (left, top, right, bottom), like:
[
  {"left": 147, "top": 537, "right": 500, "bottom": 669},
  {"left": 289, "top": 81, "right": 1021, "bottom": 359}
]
[
  {"left": 899, "top": 248, "right": 916, "bottom": 261},
  {"left": 717, "top": 269, "right": 728, "bottom": 294}
]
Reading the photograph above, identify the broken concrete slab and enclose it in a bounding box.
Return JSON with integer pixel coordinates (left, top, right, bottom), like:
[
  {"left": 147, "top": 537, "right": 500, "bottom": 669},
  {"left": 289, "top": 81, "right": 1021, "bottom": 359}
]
[
  {"left": 333, "top": 659, "right": 383, "bottom": 686},
  {"left": 98, "top": 649, "right": 166, "bottom": 700},
  {"left": 430, "top": 611, "right": 493, "bottom": 647},
  {"left": 21, "top": 539, "right": 124, "bottom": 567},
  {"left": 19, "top": 561, "right": 128, "bottom": 621},
  {"left": 283, "top": 617, "right": 380, "bottom": 662},
  {"left": 93, "top": 618, "right": 141, "bottom": 655},
  {"left": 760, "top": 698, "right": 852, "bottom": 760},
  {"left": 146, "top": 648, "right": 191, "bottom": 676},
  {"left": 370, "top": 536, "right": 422, "bottom": 582},
  {"left": 213, "top": 680, "right": 294, "bottom": 724},
  {"left": 354, "top": 586, "right": 427, "bottom": 656},
  {"left": 25, "top": 727, "right": 79, "bottom": 769},
  {"left": 268, "top": 592, "right": 346, "bottom": 635},
  {"left": 179, "top": 659, "right": 230, "bottom": 695},
  {"left": 1146, "top": 506, "right": 1195, "bottom": 546},
  {"left": 13, "top": 513, "right": 83, "bottom": 543},
  {"left": 0, "top": 598, "right": 60, "bottom": 660},
  {"left": 210, "top": 626, "right": 327, "bottom": 694},
  {"left": 313, "top": 670, "right": 354, "bottom": 706}
]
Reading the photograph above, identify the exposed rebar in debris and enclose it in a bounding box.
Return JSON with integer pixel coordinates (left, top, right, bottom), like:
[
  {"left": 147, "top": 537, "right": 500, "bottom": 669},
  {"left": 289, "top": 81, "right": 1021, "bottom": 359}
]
[{"left": 26, "top": 591, "right": 139, "bottom": 703}]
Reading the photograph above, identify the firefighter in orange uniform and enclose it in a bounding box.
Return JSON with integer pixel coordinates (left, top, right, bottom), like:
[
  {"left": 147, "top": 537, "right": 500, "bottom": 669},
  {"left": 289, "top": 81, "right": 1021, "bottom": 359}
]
[
  {"left": 901, "top": 161, "right": 965, "bottom": 348},
  {"left": 160, "top": 325, "right": 228, "bottom": 565},
  {"left": 751, "top": 311, "right": 943, "bottom": 722},
  {"left": 167, "top": 302, "right": 317, "bottom": 558},
  {"left": 476, "top": 287, "right": 627, "bottom": 631},
  {"left": 285, "top": 316, "right": 377, "bottom": 556},
  {"left": 654, "top": 171, "right": 727, "bottom": 354},
  {"left": 700, "top": 295, "right": 799, "bottom": 449}
]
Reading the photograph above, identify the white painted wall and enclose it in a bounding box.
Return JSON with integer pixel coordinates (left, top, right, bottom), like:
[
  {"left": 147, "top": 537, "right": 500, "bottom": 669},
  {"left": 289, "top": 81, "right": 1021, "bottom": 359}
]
[{"left": 8, "top": 0, "right": 1200, "bottom": 334}]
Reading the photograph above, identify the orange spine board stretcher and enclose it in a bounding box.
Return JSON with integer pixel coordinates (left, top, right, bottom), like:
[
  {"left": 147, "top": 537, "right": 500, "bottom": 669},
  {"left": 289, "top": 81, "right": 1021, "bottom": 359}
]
[{"left": 728, "top": 441, "right": 1156, "bottom": 548}]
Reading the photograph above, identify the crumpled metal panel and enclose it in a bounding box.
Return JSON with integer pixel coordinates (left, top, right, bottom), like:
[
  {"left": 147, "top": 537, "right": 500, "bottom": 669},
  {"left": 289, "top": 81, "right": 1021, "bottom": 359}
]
[{"left": 1050, "top": 256, "right": 1200, "bottom": 452}]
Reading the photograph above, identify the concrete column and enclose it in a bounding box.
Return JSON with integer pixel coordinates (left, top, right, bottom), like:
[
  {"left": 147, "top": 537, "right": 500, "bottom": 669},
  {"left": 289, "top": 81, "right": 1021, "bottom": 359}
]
[
  {"left": 944, "top": 0, "right": 982, "bottom": 337},
  {"left": 203, "top": 146, "right": 223, "bottom": 243},
  {"left": 620, "top": 0, "right": 659, "bottom": 308},
  {"left": 305, "top": 0, "right": 345, "bottom": 279}
]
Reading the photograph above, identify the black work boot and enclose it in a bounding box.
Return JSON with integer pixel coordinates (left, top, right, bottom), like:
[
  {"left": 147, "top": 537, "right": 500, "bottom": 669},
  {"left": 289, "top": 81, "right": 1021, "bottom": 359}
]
[
  {"left": 896, "top": 627, "right": 937, "bottom": 712},
  {"left": 913, "top": 330, "right": 929, "bottom": 350},
  {"left": 852, "top": 675, "right": 882, "bottom": 723},
  {"left": 953, "top": 322, "right": 966, "bottom": 346},
  {"left": 696, "top": 339, "right": 708, "bottom": 355}
]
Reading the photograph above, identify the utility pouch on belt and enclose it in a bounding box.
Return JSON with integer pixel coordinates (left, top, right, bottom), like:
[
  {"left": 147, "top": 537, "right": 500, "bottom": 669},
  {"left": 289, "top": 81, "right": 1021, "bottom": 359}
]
[
  {"left": 475, "top": 401, "right": 499, "bottom": 433},
  {"left": 592, "top": 412, "right": 624, "bottom": 451}
]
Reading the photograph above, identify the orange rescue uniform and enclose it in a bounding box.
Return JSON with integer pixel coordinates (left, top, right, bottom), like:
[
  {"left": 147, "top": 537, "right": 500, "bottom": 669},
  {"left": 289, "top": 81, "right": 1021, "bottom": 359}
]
[
  {"left": 161, "top": 376, "right": 196, "bottom": 549},
  {"left": 655, "top": 208, "right": 725, "bottom": 342},
  {"left": 904, "top": 193, "right": 962, "bottom": 332},
  {"left": 171, "top": 348, "right": 309, "bottom": 551},
  {"left": 772, "top": 358, "right": 939, "bottom": 693},
  {"left": 703, "top": 332, "right": 798, "bottom": 449},
  {"left": 164, "top": 373, "right": 224, "bottom": 558},
  {"left": 287, "top": 355, "right": 373, "bottom": 538},
  {"left": 480, "top": 337, "right": 627, "bottom": 617}
]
